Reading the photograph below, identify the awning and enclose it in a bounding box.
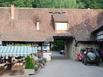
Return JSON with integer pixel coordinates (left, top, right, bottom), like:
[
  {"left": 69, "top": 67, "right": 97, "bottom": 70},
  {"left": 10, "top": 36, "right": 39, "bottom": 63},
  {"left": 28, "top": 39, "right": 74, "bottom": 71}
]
[{"left": 0, "top": 46, "right": 37, "bottom": 57}]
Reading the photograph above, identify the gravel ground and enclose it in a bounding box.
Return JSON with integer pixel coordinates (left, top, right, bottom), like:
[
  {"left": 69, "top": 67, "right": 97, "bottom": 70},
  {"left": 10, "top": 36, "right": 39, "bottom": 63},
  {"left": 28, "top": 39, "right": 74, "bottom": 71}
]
[{"left": 30, "top": 60, "right": 103, "bottom": 77}]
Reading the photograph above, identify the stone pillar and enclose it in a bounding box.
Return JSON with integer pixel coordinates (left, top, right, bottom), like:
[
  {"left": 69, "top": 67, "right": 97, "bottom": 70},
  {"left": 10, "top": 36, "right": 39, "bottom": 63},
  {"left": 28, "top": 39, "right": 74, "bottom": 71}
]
[
  {"left": 64, "top": 41, "right": 68, "bottom": 57},
  {"left": 64, "top": 39, "right": 76, "bottom": 60},
  {"left": 37, "top": 42, "right": 43, "bottom": 57},
  {"left": 68, "top": 40, "right": 76, "bottom": 60}
]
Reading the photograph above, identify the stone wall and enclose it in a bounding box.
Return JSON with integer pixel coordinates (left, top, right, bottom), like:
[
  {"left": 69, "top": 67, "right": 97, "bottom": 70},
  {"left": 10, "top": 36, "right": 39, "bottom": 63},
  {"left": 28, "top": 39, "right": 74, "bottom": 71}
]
[
  {"left": 76, "top": 43, "right": 98, "bottom": 53},
  {"left": 66, "top": 40, "right": 99, "bottom": 60},
  {"left": 65, "top": 40, "right": 75, "bottom": 60}
]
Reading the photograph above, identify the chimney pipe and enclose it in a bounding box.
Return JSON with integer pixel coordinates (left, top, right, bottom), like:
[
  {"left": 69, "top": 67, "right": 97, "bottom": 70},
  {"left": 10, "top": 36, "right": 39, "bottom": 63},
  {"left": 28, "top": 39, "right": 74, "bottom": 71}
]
[{"left": 11, "top": 5, "right": 15, "bottom": 19}]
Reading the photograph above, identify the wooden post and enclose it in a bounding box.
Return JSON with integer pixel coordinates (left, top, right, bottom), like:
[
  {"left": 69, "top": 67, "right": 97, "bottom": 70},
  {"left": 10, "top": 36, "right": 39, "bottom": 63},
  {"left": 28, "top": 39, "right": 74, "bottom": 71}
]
[
  {"left": 40, "top": 42, "right": 43, "bottom": 57},
  {"left": 49, "top": 42, "right": 51, "bottom": 51}
]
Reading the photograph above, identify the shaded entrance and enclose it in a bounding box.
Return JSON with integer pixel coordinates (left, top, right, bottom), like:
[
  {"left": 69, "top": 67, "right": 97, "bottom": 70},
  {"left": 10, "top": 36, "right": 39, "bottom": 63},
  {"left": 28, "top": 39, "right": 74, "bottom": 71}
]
[{"left": 52, "top": 36, "right": 74, "bottom": 59}]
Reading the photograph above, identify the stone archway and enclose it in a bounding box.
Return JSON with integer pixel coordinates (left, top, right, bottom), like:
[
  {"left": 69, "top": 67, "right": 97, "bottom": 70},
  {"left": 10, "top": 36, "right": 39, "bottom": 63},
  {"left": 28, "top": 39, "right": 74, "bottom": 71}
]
[{"left": 52, "top": 36, "right": 74, "bottom": 59}]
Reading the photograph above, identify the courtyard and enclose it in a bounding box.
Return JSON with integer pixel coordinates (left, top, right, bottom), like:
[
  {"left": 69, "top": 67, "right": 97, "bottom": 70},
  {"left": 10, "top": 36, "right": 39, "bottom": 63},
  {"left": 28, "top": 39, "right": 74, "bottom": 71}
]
[
  {"left": 30, "top": 60, "right": 103, "bottom": 77},
  {"left": 1, "top": 52, "right": 103, "bottom": 77}
]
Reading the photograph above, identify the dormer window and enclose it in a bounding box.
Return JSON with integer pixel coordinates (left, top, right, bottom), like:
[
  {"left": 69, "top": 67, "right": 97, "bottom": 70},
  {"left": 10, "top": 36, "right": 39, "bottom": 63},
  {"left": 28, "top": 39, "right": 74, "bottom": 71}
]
[
  {"left": 55, "top": 22, "right": 68, "bottom": 31},
  {"left": 52, "top": 13, "right": 68, "bottom": 33},
  {"left": 33, "top": 15, "right": 40, "bottom": 30}
]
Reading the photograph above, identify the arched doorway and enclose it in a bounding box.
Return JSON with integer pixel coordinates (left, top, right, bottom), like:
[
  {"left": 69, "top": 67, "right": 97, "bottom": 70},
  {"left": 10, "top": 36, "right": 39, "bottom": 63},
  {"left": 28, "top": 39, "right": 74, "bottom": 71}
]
[{"left": 51, "top": 36, "right": 74, "bottom": 59}]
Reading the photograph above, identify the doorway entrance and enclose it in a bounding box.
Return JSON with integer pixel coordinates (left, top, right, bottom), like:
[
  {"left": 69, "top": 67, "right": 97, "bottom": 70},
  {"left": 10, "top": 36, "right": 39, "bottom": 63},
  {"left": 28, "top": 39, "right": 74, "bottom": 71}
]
[{"left": 51, "top": 36, "right": 74, "bottom": 59}]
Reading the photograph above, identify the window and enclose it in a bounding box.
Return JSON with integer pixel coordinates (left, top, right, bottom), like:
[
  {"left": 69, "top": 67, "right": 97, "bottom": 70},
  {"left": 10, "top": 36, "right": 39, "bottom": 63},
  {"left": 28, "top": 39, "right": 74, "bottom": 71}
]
[
  {"left": 36, "top": 22, "right": 40, "bottom": 30},
  {"left": 54, "top": 22, "right": 68, "bottom": 33},
  {"left": 42, "top": 42, "right": 50, "bottom": 51},
  {"left": 55, "top": 23, "right": 68, "bottom": 30}
]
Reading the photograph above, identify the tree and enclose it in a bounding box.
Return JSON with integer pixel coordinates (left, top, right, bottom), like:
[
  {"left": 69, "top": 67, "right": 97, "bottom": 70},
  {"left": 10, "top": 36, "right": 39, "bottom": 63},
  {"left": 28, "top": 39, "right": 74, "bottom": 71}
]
[
  {"left": 90, "top": 0, "right": 103, "bottom": 9},
  {"left": 0, "top": 0, "right": 103, "bottom": 9},
  {"left": 13, "top": 0, "right": 33, "bottom": 7},
  {"left": 77, "top": 0, "right": 103, "bottom": 9},
  {"left": 0, "top": 0, "right": 33, "bottom": 7},
  {"left": 51, "top": 40, "right": 64, "bottom": 51},
  {"left": 36, "top": 0, "right": 77, "bottom": 8},
  {"left": 0, "top": 0, "right": 77, "bottom": 8}
]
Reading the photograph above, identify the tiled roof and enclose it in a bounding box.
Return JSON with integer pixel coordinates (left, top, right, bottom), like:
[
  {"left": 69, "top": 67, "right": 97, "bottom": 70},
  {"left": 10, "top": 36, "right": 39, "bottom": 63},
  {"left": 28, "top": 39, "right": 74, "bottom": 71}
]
[
  {"left": 52, "top": 13, "right": 68, "bottom": 22},
  {"left": 0, "top": 7, "right": 103, "bottom": 41}
]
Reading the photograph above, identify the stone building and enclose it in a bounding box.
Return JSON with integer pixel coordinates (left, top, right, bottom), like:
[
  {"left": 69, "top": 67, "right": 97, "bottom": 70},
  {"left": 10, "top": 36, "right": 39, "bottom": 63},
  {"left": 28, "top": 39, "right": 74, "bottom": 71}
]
[{"left": 0, "top": 5, "right": 103, "bottom": 59}]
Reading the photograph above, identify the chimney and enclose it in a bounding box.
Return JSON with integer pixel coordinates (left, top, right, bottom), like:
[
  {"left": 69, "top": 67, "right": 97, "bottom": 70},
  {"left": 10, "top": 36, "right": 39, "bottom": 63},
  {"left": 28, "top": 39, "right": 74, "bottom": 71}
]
[
  {"left": 36, "top": 22, "right": 40, "bottom": 30},
  {"left": 11, "top": 5, "right": 15, "bottom": 19},
  {"left": 87, "top": 8, "right": 90, "bottom": 10}
]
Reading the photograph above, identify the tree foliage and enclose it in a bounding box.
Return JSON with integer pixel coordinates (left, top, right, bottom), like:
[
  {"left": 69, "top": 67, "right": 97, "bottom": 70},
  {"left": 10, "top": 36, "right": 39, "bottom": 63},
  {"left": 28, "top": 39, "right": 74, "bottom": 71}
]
[
  {"left": 0, "top": 0, "right": 33, "bottom": 7},
  {"left": 0, "top": 0, "right": 103, "bottom": 9},
  {"left": 37, "top": 0, "right": 77, "bottom": 8},
  {"left": 0, "top": 0, "right": 77, "bottom": 8},
  {"left": 77, "top": 0, "right": 103, "bottom": 9},
  {"left": 51, "top": 40, "right": 64, "bottom": 51}
]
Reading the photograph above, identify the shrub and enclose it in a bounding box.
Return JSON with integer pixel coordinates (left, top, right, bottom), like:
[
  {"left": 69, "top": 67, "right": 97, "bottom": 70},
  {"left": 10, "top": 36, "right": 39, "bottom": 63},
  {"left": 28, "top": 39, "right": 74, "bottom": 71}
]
[{"left": 25, "top": 56, "right": 34, "bottom": 69}]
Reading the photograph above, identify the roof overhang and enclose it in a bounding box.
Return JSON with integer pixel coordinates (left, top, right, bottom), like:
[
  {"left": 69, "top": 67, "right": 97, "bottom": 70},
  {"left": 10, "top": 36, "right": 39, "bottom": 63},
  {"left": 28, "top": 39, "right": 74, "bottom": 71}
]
[{"left": 92, "top": 24, "right": 103, "bottom": 34}]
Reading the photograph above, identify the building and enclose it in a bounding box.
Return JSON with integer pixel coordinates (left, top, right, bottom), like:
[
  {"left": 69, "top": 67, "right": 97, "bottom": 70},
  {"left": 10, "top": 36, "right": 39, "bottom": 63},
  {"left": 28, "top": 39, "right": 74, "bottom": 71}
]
[{"left": 0, "top": 5, "right": 103, "bottom": 59}]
